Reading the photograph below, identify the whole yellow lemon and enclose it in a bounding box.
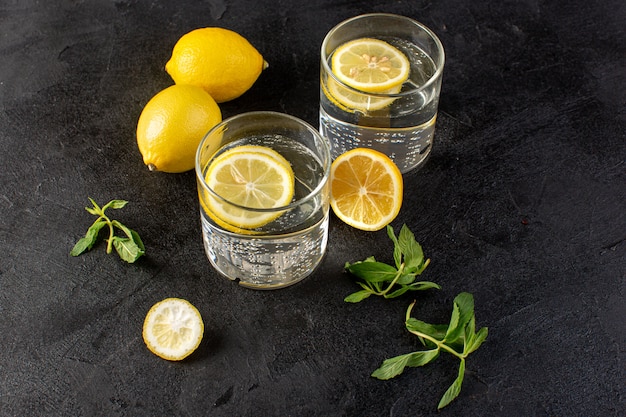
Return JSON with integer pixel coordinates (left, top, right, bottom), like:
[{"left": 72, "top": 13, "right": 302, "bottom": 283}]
[
  {"left": 136, "top": 84, "right": 222, "bottom": 173},
  {"left": 165, "top": 27, "right": 268, "bottom": 103}
]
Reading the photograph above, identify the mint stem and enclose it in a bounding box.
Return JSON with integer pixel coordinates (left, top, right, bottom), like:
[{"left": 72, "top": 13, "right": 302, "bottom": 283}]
[
  {"left": 380, "top": 263, "right": 405, "bottom": 297},
  {"left": 105, "top": 215, "right": 114, "bottom": 254}
]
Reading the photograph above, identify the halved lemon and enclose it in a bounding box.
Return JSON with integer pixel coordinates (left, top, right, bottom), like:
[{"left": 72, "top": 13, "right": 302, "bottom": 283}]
[
  {"left": 330, "top": 148, "right": 403, "bottom": 231},
  {"left": 204, "top": 146, "right": 295, "bottom": 229},
  {"left": 143, "top": 298, "right": 204, "bottom": 361},
  {"left": 331, "top": 38, "right": 410, "bottom": 93}
]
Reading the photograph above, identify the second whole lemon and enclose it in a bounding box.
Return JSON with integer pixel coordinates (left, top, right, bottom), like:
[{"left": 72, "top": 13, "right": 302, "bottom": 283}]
[
  {"left": 136, "top": 84, "right": 222, "bottom": 173},
  {"left": 165, "top": 27, "right": 268, "bottom": 103}
]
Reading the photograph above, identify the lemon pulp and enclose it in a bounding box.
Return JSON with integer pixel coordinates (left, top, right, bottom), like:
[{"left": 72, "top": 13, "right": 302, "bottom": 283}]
[
  {"left": 331, "top": 38, "right": 410, "bottom": 93},
  {"left": 142, "top": 298, "right": 204, "bottom": 361},
  {"left": 330, "top": 147, "right": 403, "bottom": 231}
]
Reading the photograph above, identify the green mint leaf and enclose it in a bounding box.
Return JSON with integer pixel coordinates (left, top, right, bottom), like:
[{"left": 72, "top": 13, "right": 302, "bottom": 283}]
[
  {"left": 465, "top": 326, "right": 488, "bottom": 355},
  {"left": 396, "top": 271, "right": 417, "bottom": 285},
  {"left": 406, "top": 317, "right": 448, "bottom": 345},
  {"left": 464, "top": 315, "right": 476, "bottom": 344},
  {"left": 438, "top": 358, "right": 466, "bottom": 409},
  {"left": 345, "top": 225, "right": 438, "bottom": 302},
  {"left": 111, "top": 220, "right": 144, "bottom": 250},
  {"left": 130, "top": 228, "right": 145, "bottom": 251},
  {"left": 445, "top": 292, "right": 475, "bottom": 344},
  {"left": 386, "top": 225, "right": 402, "bottom": 269},
  {"left": 103, "top": 199, "right": 128, "bottom": 211},
  {"left": 371, "top": 349, "right": 440, "bottom": 380},
  {"left": 345, "top": 261, "right": 398, "bottom": 283},
  {"left": 111, "top": 236, "right": 144, "bottom": 263},
  {"left": 70, "top": 219, "right": 107, "bottom": 256},
  {"left": 398, "top": 225, "right": 424, "bottom": 270},
  {"left": 112, "top": 219, "right": 131, "bottom": 237},
  {"left": 72, "top": 198, "right": 145, "bottom": 262},
  {"left": 446, "top": 301, "right": 461, "bottom": 340},
  {"left": 70, "top": 237, "right": 93, "bottom": 256},
  {"left": 344, "top": 290, "right": 373, "bottom": 303},
  {"left": 373, "top": 292, "right": 486, "bottom": 410},
  {"left": 408, "top": 281, "right": 441, "bottom": 291},
  {"left": 344, "top": 256, "right": 376, "bottom": 270},
  {"left": 88, "top": 197, "right": 101, "bottom": 212}
]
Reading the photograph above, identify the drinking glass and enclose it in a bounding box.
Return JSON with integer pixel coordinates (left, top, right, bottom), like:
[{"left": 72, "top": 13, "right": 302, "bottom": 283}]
[
  {"left": 196, "top": 111, "right": 331, "bottom": 289},
  {"left": 320, "top": 13, "right": 445, "bottom": 173}
]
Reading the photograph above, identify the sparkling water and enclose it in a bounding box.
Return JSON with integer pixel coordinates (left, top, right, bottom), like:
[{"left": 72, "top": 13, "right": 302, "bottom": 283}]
[
  {"left": 199, "top": 135, "right": 329, "bottom": 289},
  {"left": 320, "top": 37, "right": 441, "bottom": 173}
]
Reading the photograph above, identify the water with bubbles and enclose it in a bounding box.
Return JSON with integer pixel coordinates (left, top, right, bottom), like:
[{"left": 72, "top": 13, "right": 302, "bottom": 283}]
[
  {"left": 199, "top": 135, "right": 329, "bottom": 289},
  {"left": 320, "top": 37, "right": 441, "bottom": 173}
]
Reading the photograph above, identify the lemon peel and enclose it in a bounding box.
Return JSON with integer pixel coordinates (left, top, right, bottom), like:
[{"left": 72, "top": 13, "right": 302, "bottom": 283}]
[
  {"left": 165, "top": 27, "right": 267, "bottom": 103},
  {"left": 136, "top": 85, "right": 222, "bottom": 173}
]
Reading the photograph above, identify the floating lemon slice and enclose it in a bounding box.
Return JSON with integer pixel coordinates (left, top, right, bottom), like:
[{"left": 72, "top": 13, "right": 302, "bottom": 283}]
[
  {"left": 330, "top": 148, "right": 403, "bottom": 231},
  {"left": 324, "top": 76, "right": 402, "bottom": 113},
  {"left": 143, "top": 298, "right": 204, "bottom": 361},
  {"left": 204, "top": 146, "right": 295, "bottom": 229},
  {"left": 331, "top": 38, "right": 410, "bottom": 93},
  {"left": 225, "top": 145, "right": 292, "bottom": 171}
]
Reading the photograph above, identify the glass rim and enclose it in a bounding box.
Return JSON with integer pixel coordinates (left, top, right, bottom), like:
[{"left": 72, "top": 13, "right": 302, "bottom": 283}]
[
  {"left": 195, "top": 111, "right": 331, "bottom": 213},
  {"left": 321, "top": 13, "right": 445, "bottom": 97}
]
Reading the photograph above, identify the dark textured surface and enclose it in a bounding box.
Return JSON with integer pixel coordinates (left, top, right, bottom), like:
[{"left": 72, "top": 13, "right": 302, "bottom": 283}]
[{"left": 1, "top": 0, "right": 625, "bottom": 416}]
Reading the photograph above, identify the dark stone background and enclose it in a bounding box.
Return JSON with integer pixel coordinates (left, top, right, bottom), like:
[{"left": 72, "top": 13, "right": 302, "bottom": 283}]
[{"left": 1, "top": 0, "right": 624, "bottom": 416}]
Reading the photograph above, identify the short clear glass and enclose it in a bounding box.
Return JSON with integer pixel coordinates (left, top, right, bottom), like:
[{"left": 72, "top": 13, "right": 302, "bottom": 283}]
[
  {"left": 195, "top": 111, "right": 331, "bottom": 289},
  {"left": 320, "top": 13, "right": 445, "bottom": 173}
]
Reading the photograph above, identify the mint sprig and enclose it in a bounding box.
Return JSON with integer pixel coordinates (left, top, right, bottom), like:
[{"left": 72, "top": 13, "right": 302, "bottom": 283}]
[
  {"left": 70, "top": 198, "right": 145, "bottom": 263},
  {"left": 372, "top": 292, "right": 488, "bottom": 409},
  {"left": 344, "top": 224, "right": 440, "bottom": 302}
]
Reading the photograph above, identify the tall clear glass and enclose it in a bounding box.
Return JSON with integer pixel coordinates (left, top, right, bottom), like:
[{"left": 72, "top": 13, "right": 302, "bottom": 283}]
[
  {"left": 196, "top": 112, "right": 331, "bottom": 289},
  {"left": 320, "top": 13, "right": 445, "bottom": 173}
]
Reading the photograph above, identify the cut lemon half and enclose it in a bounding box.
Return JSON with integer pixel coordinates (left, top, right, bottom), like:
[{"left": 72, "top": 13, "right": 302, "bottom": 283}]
[
  {"left": 143, "top": 298, "right": 204, "bottom": 361},
  {"left": 330, "top": 148, "right": 403, "bottom": 231},
  {"left": 204, "top": 146, "right": 295, "bottom": 229},
  {"left": 331, "top": 38, "right": 410, "bottom": 93}
]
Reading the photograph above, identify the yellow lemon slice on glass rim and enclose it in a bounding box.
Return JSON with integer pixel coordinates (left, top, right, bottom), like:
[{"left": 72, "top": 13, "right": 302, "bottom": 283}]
[
  {"left": 203, "top": 146, "right": 295, "bottom": 230},
  {"left": 142, "top": 298, "right": 204, "bottom": 361},
  {"left": 330, "top": 147, "right": 403, "bottom": 231}
]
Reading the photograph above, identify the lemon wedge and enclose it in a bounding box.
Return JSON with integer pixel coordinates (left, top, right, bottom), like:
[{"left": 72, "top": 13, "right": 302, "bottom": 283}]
[
  {"left": 142, "top": 298, "right": 204, "bottom": 361},
  {"left": 203, "top": 146, "right": 295, "bottom": 229}
]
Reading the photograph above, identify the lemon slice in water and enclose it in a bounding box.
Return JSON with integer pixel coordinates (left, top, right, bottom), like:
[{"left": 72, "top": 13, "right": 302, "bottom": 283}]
[
  {"left": 203, "top": 146, "right": 295, "bottom": 229},
  {"left": 324, "top": 77, "right": 402, "bottom": 113},
  {"left": 331, "top": 38, "right": 410, "bottom": 93},
  {"left": 326, "top": 38, "right": 410, "bottom": 112}
]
